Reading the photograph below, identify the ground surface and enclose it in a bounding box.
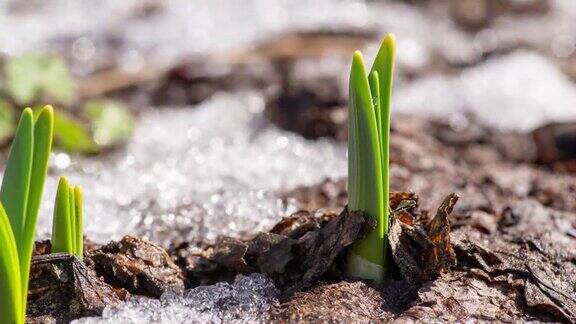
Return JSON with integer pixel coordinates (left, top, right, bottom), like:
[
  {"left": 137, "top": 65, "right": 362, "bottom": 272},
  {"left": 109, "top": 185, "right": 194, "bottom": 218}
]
[{"left": 278, "top": 115, "right": 576, "bottom": 323}]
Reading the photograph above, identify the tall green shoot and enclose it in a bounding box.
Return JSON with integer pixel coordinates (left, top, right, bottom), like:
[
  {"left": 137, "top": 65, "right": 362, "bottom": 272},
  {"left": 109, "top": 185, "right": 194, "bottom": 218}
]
[
  {"left": 346, "top": 34, "right": 396, "bottom": 283},
  {"left": 0, "top": 106, "right": 53, "bottom": 324}
]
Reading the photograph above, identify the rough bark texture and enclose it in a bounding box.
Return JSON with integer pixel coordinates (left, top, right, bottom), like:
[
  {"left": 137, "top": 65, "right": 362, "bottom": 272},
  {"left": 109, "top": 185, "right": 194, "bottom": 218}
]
[
  {"left": 87, "top": 235, "right": 185, "bottom": 298},
  {"left": 270, "top": 199, "right": 576, "bottom": 323},
  {"left": 388, "top": 193, "right": 458, "bottom": 284},
  {"left": 173, "top": 208, "right": 374, "bottom": 295},
  {"left": 270, "top": 280, "right": 412, "bottom": 323},
  {"left": 27, "top": 253, "right": 124, "bottom": 323}
]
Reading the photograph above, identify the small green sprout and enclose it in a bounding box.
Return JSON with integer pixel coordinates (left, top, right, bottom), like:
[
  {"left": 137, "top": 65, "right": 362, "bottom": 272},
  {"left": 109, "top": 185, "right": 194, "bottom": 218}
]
[
  {"left": 346, "top": 34, "right": 395, "bottom": 283},
  {"left": 0, "top": 106, "right": 53, "bottom": 324},
  {"left": 6, "top": 54, "right": 74, "bottom": 105},
  {"left": 51, "top": 176, "right": 84, "bottom": 259}
]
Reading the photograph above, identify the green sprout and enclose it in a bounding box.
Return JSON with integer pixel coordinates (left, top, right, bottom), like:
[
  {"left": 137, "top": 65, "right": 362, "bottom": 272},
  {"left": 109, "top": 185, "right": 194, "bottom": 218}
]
[
  {"left": 51, "top": 176, "right": 84, "bottom": 259},
  {"left": 0, "top": 106, "right": 53, "bottom": 324},
  {"left": 345, "top": 34, "right": 395, "bottom": 283}
]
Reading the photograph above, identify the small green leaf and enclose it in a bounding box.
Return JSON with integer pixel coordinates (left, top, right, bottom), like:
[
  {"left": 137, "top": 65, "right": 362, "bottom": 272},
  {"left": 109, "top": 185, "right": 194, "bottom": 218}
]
[
  {"left": 83, "top": 100, "right": 135, "bottom": 147},
  {"left": 52, "top": 110, "right": 99, "bottom": 154},
  {"left": 0, "top": 203, "right": 23, "bottom": 324},
  {"left": 5, "top": 53, "right": 74, "bottom": 105},
  {"left": 0, "top": 98, "right": 16, "bottom": 144}
]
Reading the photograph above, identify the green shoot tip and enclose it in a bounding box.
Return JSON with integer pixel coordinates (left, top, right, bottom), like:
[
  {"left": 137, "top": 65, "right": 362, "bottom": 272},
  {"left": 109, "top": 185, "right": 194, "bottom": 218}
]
[{"left": 384, "top": 33, "right": 395, "bottom": 46}]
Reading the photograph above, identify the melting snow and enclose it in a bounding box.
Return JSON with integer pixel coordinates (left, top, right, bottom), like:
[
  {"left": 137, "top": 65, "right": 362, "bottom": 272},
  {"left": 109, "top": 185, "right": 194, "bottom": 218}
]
[
  {"left": 394, "top": 50, "right": 576, "bottom": 132},
  {"left": 74, "top": 274, "right": 279, "bottom": 324},
  {"left": 36, "top": 92, "right": 347, "bottom": 246}
]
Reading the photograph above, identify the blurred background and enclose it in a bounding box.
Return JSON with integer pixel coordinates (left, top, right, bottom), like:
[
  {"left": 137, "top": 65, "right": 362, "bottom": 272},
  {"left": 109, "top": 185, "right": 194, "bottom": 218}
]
[{"left": 0, "top": 0, "right": 575, "bottom": 246}]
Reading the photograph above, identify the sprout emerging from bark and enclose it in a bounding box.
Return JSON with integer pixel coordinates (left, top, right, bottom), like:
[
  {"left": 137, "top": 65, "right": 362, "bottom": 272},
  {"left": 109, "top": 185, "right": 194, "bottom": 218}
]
[
  {"left": 346, "top": 34, "right": 395, "bottom": 283},
  {"left": 51, "top": 176, "right": 84, "bottom": 259}
]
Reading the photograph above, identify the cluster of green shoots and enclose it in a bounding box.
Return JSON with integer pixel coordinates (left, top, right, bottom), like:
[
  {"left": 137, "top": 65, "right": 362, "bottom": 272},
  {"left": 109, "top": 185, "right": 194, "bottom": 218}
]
[
  {"left": 52, "top": 177, "right": 84, "bottom": 259},
  {"left": 346, "top": 34, "right": 395, "bottom": 283},
  {"left": 0, "top": 106, "right": 84, "bottom": 324}
]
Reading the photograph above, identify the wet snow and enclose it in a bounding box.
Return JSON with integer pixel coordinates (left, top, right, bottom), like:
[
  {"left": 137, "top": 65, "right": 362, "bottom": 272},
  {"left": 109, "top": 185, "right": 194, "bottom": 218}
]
[
  {"left": 394, "top": 50, "right": 576, "bottom": 131},
  {"left": 74, "top": 274, "right": 279, "bottom": 324},
  {"left": 37, "top": 92, "right": 347, "bottom": 246}
]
